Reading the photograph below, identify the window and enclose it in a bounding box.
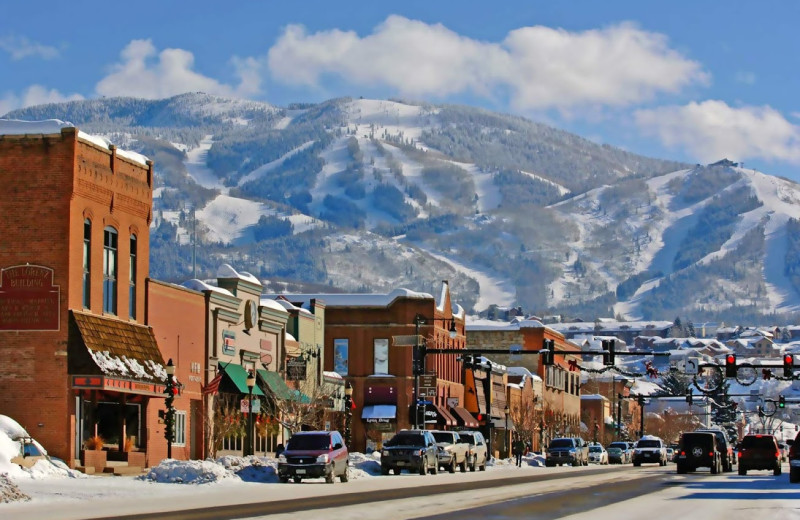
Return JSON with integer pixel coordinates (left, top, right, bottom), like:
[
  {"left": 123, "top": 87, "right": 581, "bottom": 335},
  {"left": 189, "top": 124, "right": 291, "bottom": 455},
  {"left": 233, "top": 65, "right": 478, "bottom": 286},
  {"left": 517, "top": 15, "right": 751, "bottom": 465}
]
[
  {"left": 129, "top": 235, "right": 137, "bottom": 319},
  {"left": 82, "top": 219, "right": 91, "bottom": 308},
  {"left": 103, "top": 227, "right": 118, "bottom": 314},
  {"left": 174, "top": 411, "right": 186, "bottom": 446},
  {"left": 334, "top": 339, "right": 348, "bottom": 375},
  {"left": 374, "top": 338, "right": 389, "bottom": 375}
]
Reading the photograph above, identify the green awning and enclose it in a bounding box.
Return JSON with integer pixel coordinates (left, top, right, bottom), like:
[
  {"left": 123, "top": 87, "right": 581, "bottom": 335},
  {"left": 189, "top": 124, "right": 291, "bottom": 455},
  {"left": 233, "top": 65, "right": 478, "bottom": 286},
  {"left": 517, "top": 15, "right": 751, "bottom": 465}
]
[
  {"left": 257, "top": 369, "right": 311, "bottom": 403},
  {"left": 219, "top": 362, "right": 264, "bottom": 396}
]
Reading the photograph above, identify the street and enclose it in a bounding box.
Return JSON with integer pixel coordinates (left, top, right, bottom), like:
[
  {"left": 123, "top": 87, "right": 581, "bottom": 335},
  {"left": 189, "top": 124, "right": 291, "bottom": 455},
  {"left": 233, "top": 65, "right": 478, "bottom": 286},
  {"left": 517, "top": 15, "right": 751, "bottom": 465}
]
[{"left": 8, "top": 462, "right": 798, "bottom": 520}]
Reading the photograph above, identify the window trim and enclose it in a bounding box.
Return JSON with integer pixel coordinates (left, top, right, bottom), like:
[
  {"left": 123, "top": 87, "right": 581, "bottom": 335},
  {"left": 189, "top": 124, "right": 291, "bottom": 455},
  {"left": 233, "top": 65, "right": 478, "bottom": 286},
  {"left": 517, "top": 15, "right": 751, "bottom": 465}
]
[
  {"left": 103, "top": 226, "right": 118, "bottom": 315},
  {"left": 174, "top": 410, "right": 187, "bottom": 446}
]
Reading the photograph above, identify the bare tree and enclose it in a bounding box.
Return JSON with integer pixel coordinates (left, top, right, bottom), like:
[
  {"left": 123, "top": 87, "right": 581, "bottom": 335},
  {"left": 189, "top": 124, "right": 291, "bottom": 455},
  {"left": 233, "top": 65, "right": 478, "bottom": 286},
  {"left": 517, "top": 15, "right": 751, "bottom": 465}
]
[{"left": 204, "top": 393, "right": 246, "bottom": 459}]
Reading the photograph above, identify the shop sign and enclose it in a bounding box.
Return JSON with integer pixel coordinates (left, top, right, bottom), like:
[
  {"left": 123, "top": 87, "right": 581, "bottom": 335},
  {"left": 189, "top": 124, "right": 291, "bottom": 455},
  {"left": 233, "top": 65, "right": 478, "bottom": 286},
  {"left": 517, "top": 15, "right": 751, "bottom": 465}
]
[
  {"left": 222, "top": 330, "right": 236, "bottom": 356},
  {"left": 0, "top": 265, "right": 60, "bottom": 331},
  {"left": 366, "top": 417, "right": 392, "bottom": 423},
  {"left": 286, "top": 358, "right": 307, "bottom": 381},
  {"left": 241, "top": 398, "right": 261, "bottom": 413}
]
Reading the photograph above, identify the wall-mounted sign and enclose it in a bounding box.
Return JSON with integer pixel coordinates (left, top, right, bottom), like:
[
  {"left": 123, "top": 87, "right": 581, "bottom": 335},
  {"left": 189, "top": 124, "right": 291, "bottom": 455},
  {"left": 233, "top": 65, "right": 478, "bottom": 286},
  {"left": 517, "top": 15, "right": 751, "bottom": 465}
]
[
  {"left": 222, "top": 330, "right": 236, "bottom": 356},
  {"left": 260, "top": 337, "right": 274, "bottom": 367},
  {"left": 286, "top": 357, "right": 307, "bottom": 381},
  {"left": 0, "top": 265, "right": 60, "bottom": 331}
]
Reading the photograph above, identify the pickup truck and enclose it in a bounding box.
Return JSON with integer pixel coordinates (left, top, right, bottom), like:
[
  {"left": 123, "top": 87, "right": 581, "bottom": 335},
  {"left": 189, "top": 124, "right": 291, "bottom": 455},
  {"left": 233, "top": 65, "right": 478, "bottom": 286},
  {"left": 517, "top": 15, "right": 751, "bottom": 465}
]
[{"left": 431, "top": 430, "right": 468, "bottom": 473}]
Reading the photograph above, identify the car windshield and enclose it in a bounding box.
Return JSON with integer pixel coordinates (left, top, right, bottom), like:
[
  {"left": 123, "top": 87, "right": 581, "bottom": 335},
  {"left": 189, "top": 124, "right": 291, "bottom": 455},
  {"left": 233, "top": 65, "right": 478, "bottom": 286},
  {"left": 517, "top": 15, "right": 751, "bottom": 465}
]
[
  {"left": 637, "top": 440, "right": 661, "bottom": 448},
  {"left": 607, "top": 448, "right": 622, "bottom": 453},
  {"left": 608, "top": 442, "right": 627, "bottom": 449},
  {"left": 286, "top": 434, "right": 330, "bottom": 450},
  {"left": 742, "top": 435, "right": 776, "bottom": 449},
  {"left": 589, "top": 446, "right": 603, "bottom": 453},
  {"left": 549, "top": 439, "right": 574, "bottom": 448},
  {"left": 432, "top": 432, "right": 455, "bottom": 443},
  {"left": 459, "top": 434, "right": 475, "bottom": 444},
  {"left": 386, "top": 433, "right": 424, "bottom": 446}
]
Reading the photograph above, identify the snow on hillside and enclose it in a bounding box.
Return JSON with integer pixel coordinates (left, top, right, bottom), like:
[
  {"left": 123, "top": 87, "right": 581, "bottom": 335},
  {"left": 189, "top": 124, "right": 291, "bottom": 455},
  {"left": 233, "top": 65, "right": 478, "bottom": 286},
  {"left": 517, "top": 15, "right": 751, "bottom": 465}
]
[
  {"left": 184, "top": 135, "right": 226, "bottom": 192},
  {"left": 343, "top": 99, "right": 438, "bottom": 143},
  {"left": 237, "top": 140, "right": 315, "bottom": 186}
]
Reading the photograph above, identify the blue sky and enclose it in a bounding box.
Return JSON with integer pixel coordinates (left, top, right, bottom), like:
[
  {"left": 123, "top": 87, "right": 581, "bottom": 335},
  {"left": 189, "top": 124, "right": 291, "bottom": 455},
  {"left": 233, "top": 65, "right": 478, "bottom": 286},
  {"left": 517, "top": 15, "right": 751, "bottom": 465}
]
[{"left": 3, "top": 1, "right": 800, "bottom": 180}]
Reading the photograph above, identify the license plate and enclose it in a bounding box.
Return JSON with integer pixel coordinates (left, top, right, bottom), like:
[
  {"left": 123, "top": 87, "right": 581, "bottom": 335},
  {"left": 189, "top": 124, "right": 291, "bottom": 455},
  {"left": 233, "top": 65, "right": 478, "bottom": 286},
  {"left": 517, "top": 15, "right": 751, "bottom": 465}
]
[
  {"left": 296, "top": 469, "right": 306, "bottom": 474},
  {"left": 397, "top": 461, "right": 406, "bottom": 466}
]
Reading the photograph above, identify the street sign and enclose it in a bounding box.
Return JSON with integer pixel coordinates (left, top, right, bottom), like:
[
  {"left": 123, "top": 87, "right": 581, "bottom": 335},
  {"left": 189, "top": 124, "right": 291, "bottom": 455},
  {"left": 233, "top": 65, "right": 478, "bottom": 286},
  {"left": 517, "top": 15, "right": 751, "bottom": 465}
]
[
  {"left": 685, "top": 357, "right": 699, "bottom": 375},
  {"left": 419, "top": 373, "right": 437, "bottom": 398},
  {"left": 240, "top": 399, "right": 261, "bottom": 413}
]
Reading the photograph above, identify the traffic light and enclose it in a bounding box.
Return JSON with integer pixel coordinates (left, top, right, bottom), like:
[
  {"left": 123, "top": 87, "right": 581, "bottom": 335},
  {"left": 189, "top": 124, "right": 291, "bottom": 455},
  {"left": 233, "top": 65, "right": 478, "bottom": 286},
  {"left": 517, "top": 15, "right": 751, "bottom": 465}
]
[
  {"left": 413, "top": 344, "right": 426, "bottom": 375},
  {"left": 637, "top": 395, "right": 645, "bottom": 406},
  {"left": 725, "top": 353, "right": 737, "bottom": 378},
  {"left": 541, "top": 339, "right": 554, "bottom": 366},
  {"left": 602, "top": 339, "right": 616, "bottom": 366},
  {"left": 784, "top": 354, "right": 794, "bottom": 378},
  {"left": 779, "top": 395, "right": 786, "bottom": 408},
  {"left": 686, "top": 393, "right": 693, "bottom": 406}
]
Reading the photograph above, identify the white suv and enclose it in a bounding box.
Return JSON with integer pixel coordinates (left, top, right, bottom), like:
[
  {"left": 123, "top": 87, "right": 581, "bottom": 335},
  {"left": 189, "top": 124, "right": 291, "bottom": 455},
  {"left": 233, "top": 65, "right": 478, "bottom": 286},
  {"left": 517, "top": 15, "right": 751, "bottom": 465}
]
[
  {"left": 633, "top": 435, "right": 667, "bottom": 466},
  {"left": 457, "top": 430, "right": 488, "bottom": 471}
]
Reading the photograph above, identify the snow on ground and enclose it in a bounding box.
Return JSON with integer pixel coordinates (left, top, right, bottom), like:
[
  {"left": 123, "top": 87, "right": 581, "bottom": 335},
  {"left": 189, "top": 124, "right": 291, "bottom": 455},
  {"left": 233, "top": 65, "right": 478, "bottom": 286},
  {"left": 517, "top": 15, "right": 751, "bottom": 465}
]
[
  {"left": 184, "top": 135, "right": 227, "bottom": 192},
  {"left": 237, "top": 140, "right": 316, "bottom": 186},
  {"left": 197, "top": 195, "right": 272, "bottom": 245},
  {"left": 414, "top": 245, "right": 516, "bottom": 311}
]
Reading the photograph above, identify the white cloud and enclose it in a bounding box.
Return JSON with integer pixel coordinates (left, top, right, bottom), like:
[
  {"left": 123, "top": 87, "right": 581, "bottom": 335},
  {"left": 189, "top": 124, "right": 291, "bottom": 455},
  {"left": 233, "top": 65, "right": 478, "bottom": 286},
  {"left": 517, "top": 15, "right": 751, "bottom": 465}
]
[
  {"left": 268, "top": 16, "right": 708, "bottom": 112},
  {"left": 95, "top": 39, "right": 261, "bottom": 99},
  {"left": 634, "top": 100, "right": 800, "bottom": 164},
  {"left": 0, "top": 35, "right": 59, "bottom": 60},
  {"left": 0, "top": 85, "right": 83, "bottom": 116}
]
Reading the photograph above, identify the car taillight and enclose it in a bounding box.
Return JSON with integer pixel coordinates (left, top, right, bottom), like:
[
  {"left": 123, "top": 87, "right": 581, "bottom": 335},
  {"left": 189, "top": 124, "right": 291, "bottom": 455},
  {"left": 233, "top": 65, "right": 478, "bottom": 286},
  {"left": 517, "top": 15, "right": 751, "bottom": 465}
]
[
  {"left": 680, "top": 451, "right": 685, "bottom": 456},
  {"left": 777, "top": 451, "right": 781, "bottom": 459},
  {"left": 738, "top": 451, "right": 742, "bottom": 458}
]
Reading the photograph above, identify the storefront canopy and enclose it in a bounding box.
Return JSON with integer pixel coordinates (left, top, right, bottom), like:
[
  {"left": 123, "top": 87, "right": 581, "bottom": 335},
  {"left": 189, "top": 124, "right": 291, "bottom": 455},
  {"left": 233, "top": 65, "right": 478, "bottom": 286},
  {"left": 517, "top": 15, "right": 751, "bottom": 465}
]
[
  {"left": 450, "top": 406, "right": 479, "bottom": 428},
  {"left": 432, "top": 404, "right": 457, "bottom": 427},
  {"left": 362, "top": 404, "right": 397, "bottom": 420},
  {"left": 257, "top": 369, "right": 310, "bottom": 403},
  {"left": 219, "top": 362, "right": 264, "bottom": 396}
]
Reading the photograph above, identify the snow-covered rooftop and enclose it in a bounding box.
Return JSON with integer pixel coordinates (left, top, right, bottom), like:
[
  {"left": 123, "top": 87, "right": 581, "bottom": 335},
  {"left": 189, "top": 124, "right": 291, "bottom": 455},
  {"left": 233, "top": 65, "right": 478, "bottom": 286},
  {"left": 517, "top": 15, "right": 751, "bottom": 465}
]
[
  {"left": 181, "top": 279, "right": 234, "bottom": 297},
  {"left": 264, "top": 288, "right": 434, "bottom": 308}
]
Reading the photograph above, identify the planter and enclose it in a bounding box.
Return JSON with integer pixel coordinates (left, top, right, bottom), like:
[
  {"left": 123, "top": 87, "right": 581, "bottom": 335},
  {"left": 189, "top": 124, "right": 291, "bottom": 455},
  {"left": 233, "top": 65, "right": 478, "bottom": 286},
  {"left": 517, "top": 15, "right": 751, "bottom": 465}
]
[
  {"left": 107, "top": 450, "right": 146, "bottom": 467},
  {"left": 80, "top": 449, "right": 107, "bottom": 472}
]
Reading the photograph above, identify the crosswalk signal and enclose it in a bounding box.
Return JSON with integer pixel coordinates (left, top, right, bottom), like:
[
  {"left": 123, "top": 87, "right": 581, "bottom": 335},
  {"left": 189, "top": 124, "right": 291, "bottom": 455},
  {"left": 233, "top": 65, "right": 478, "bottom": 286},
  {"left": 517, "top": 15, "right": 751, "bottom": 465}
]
[
  {"left": 725, "top": 353, "right": 737, "bottom": 378},
  {"left": 602, "top": 339, "right": 616, "bottom": 366},
  {"left": 541, "top": 339, "right": 554, "bottom": 366},
  {"left": 779, "top": 395, "right": 786, "bottom": 408},
  {"left": 784, "top": 354, "right": 794, "bottom": 378}
]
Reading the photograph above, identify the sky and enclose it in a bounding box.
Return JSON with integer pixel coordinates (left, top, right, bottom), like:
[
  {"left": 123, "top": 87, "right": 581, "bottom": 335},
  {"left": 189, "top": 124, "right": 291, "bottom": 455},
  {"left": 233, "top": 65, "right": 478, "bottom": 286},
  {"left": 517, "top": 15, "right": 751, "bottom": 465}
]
[{"left": 3, "top": 1, "right": 800, "bottom": 180}]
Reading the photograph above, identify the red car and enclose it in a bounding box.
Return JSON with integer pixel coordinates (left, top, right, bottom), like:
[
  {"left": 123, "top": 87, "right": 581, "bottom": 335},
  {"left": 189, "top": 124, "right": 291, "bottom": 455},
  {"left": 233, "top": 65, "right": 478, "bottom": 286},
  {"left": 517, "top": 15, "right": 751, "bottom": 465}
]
[
  {"left": 277, "top": 430, "right": 349, "bottom": 483},
  {"left": 738, "top": 434, "right": 781, "bottom": 476}
]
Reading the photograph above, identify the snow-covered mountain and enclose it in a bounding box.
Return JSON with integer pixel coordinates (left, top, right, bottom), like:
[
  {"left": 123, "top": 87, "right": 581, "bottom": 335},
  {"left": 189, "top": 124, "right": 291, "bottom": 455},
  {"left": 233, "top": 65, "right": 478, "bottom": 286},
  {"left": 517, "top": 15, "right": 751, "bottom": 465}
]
[{"left": 6, "top": 94, "right": 800, "bottom": 323}]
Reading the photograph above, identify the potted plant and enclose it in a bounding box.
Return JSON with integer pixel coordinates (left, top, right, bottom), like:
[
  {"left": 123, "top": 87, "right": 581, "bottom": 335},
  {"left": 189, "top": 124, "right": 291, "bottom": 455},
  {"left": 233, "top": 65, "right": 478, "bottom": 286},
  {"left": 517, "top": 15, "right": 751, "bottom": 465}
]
[
  {"left": 80, "top": 435, "right": 107, "bottom": 472},
  {"left": 123, "top": 436, "right": 146, "bottom": 468}
]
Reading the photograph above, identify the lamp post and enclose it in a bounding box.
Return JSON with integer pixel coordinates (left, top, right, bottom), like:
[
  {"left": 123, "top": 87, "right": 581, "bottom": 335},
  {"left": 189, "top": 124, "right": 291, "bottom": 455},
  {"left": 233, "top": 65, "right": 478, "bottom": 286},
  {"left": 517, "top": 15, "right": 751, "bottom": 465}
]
[
  {"left": 246, "top": 370, "right": 256, "bottom": 457},
  {"left": 504, "top": 404, "right": 510, "bottom": 458},
  {"left": 413, "top": 314, "right": 458, "bottom": 429},
  {"left": 344, "top": 382, "right": 353, "bottom": 449},
  {"left": 164, "top": 358, "right": 176, "bottom": 459}
]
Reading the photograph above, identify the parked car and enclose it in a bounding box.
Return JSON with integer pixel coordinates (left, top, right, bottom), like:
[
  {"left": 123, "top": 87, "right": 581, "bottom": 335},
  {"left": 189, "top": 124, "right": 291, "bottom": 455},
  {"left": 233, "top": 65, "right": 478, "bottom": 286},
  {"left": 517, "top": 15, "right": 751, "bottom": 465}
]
[
  {"left": 676, "top": 431, "right": 721, "bottom": 474},
  {"left": 633, "top": 435, "right": 667, "bottom": 466},
  {"left": 381, "top": 429, "right": 439, "bottom": 475},
  {"left": 457, "top": 430, "right": 488, "bottom": 472},
  {"left": 778, "top": 442, "right": 789, "bottom": 462},
  {"left": 607, "top": 441, "right": 633, "bottom": 464},
  {"left": 431, "top": 430, "right": 468, "bottom": 473},
  {"left": 546, "top": 437, "right": 589, "bottom": 467},
  {"left": 665, "top": 447, "right": 675, "bottom": 463},
  {"left": 788, "top": 433, "right": 800, "bottom": 483},
  {"left": 588, "top": 444, "right": 608, "bottom": 464},
  {"left": 277, "top": 430, "right": 349, "bottom": 484},
  {"left": 738, "top": 434, "right": 781, "bottom": 476},
  {"left": 695, "top": 428, "right": 735, "bottom": 472},
  {"left": 9, "top": 435, "right": 49, "bottom": 469}
]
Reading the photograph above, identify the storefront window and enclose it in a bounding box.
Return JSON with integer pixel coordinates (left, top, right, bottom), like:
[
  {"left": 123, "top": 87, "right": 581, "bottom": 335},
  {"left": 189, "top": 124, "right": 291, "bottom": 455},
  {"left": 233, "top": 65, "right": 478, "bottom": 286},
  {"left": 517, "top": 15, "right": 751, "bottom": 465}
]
[{"left": 374, "top": 338, "right": 388, "bottom": 375}]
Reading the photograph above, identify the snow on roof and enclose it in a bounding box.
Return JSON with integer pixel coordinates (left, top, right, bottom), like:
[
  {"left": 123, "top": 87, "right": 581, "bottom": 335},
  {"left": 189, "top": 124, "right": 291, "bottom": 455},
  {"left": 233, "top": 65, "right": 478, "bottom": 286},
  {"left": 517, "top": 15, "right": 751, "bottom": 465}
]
[
  {"left": 285, "top": 332, "right": 297, "bottom": 342},
  {"left": 0, "top": 119, "right": 149, "bottom": 166},
  {"left": 630, "top": 380, "right": 662, "bottom": 395},
  {"left": 181, "top": 279, "right": 234, "bottom": 297},
  {"left": 263, "top": 288, "right": 434, "bottom": 308},
  {"left": 466, "top": 317, "right": 550, "bottom": 333},
  {"left": 260, "top": 299, "right": 288, "bottom": 313},
  {"left": 580, "top": 394, "right": 608, "bottom": 401},
  {"left": 217, "top": 264, "right": 261, "bottom": 285}
]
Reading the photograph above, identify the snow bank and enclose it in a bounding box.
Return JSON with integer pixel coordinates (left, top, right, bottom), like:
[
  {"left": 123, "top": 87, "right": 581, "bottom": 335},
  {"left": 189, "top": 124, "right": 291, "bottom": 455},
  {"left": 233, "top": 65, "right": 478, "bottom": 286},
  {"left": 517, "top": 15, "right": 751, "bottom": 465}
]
[{"left": 0, "top": 474, "right": 29, "bottom": 504}]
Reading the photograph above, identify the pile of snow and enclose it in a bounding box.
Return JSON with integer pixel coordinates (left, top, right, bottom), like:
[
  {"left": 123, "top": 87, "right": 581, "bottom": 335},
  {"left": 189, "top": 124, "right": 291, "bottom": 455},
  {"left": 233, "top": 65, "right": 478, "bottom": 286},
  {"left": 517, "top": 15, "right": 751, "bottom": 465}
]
[
  {"left": 0, "top": 474, "right": 29, "bottom": 503},
  {"left": 142, "top": 458, "right": 240, "bottom": 484}
]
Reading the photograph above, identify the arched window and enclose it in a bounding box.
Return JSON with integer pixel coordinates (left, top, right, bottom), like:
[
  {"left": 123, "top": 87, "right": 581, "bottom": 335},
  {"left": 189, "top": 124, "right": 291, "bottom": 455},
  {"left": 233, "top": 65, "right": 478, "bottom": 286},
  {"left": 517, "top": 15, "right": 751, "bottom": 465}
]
[
  {"left": 83, "top": 219, "right": 91, "bottom": 308},
  {"left": 129, "top": 235, "right": 137, "bottom": 320},
  {"left": 103, "top": 226, "right": 118, "bottom": 314}
]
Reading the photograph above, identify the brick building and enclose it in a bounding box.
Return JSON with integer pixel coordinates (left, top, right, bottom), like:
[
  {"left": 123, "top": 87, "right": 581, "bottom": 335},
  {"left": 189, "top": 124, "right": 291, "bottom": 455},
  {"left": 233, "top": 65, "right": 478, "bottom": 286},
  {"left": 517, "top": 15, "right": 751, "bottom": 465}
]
[{"left": 0, "top": 121, "right": 170, "bottom": 469}]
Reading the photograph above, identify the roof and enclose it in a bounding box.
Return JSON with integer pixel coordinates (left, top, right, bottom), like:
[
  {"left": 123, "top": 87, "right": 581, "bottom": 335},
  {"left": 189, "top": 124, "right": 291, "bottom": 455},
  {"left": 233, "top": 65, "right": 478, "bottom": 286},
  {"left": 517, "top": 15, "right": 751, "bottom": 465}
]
[
  {"left": 264, "top": 288, "right": 434, "bottom": 308},
  {"left": 70, "top": 310, "right": 166, "bottom": 382}
]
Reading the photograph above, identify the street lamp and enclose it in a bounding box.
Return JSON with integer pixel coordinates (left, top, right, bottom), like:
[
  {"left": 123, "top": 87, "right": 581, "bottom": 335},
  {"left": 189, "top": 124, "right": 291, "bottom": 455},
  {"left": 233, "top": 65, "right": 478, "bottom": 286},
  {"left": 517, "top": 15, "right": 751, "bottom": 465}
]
[
  {"left": 246, "top": 370, "right": 256, "bottom": 457},
  {"left": 504, "top": 404, "right": 510, "bottom": 458},
  {"left": 164, "top": 358, "right": 176, "bottom": 459},
  {"left": 344, "top": 382, "right": 353, "bottom": 448}
]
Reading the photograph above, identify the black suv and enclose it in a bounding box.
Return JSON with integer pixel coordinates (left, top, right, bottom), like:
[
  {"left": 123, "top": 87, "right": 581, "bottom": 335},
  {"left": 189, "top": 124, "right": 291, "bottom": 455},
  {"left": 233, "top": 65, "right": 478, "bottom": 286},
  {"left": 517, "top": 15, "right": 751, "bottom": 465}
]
[
  {"left": 676, "top": 431, "right": 721, "bottom": 474},
  {"left": 381, "top": 429, "right": 439, "bottom": 475},
  {"left": 788, "top": 431, "right": 800, "bottom": 482},
  {"left": 738, "top": 434, "right": 781, "bottom": 476},
  {"left": 695, "top": 428, "right": 735, "bottom": 472}
]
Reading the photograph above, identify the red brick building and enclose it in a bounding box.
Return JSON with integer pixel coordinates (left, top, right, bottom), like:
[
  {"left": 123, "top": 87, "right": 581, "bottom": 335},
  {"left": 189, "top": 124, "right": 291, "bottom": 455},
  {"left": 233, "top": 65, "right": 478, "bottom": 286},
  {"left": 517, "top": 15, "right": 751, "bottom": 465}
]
[{"left": 0, "top": 121, "right": 170, "bottom": 469}]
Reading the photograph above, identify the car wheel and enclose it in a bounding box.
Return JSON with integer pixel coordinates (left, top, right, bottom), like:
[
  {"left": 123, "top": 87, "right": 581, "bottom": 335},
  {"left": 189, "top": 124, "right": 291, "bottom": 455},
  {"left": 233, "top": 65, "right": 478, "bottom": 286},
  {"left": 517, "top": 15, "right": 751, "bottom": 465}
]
[
  {"left": 279, "top": 476, "right": 289, "bottom": 483},
  {"left": 711, "top": 460, "right": 719, "bottom": 474},
  {"left": 381, "top": 466, "right": 390, "bottom": 476},
  {"left": 677, "top": 464, "right": 687, "bottom": 474},
  {"left": 432, "top": 459, "right": 438, "bottom": 475},
  {"left": 293, "top": 477, "right": 302, "bottom": 483},
  {"left": 460, "top": 459, "right": 467, "bottom": 472},
  {"left": 449, "top": 460, "right": 456, "bottom": 473},
  {"left": 393, "top": 467, "right": 402, "bottom": 475},
  {"left": 325, "top": 471, "right": 335, "bottom": 484},
  {"left": 774, "top": 465, "right": 782, "bottom": 476},
  {"left": 340, "top": 466, "right": 349, "bottom": 483},
  {"left": 790, "top": 468, "right": 800, "bottom": 483},
  {"left": 572, "top": 459, "right": 581, "bottom": 467},
  {"left": 470, "top": 462, "right": 476, "bottom": 472},
  {"left": 419, "top": 462, "right": 427, "bottom": 476},
  {"left": 633, "top": 461, "right": 641, "bottom": 467},
  {"left": 479, "top": 460, "right": 486, "bottom": 471},
  {"left": 738, "top": 466, "right": 746, "bottom": 476}
]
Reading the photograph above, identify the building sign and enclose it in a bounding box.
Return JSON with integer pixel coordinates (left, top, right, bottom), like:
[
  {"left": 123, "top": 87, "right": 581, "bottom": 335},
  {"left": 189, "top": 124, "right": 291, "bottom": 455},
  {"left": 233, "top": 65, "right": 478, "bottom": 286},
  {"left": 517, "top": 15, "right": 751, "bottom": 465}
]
[
  {"left": 222, "top": 330, "right": 236, "bottom": 356},
  {"left": 240, "top": 398, "right": 261, "bottom": 413},
  {"left": 418, "top": 373, "right": 437, "bottom": 398},
  {"left": 260, "top": 337, "right": 274, "bottom": 367},
  {"left": 0, "top": 265, "right": 60, "bottom": 331},
  {"left": 286, "top": 357, "right": 307, "bottom": 381},
  {"left": 424, "top": 409, "right": 438, "bottom": 424}
]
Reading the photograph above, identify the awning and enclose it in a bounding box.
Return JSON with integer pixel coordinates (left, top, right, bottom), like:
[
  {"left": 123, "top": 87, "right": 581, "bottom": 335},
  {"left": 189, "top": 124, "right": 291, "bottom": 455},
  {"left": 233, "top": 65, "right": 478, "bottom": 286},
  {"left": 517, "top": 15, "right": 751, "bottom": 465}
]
[
  {"left": 432, "top": 403, "right": 457, "bottom": 426},
  {"left": 490, "top": 417, "right": 516, "bottom": 430},
  {"left": 362, "top": 404, "right": 397, "bottom": 422},
  {"left": 69, "top": 310, "right": 168, "bottom": 397},
  {"left": 219, "top": 362, "right": 264, "bottom": 396},
  {"left": 257, "top": 369, "right": 309, "bottom": 403},
  {"left": 450, "top": 406, "right": 479, "bottom": 428}
]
